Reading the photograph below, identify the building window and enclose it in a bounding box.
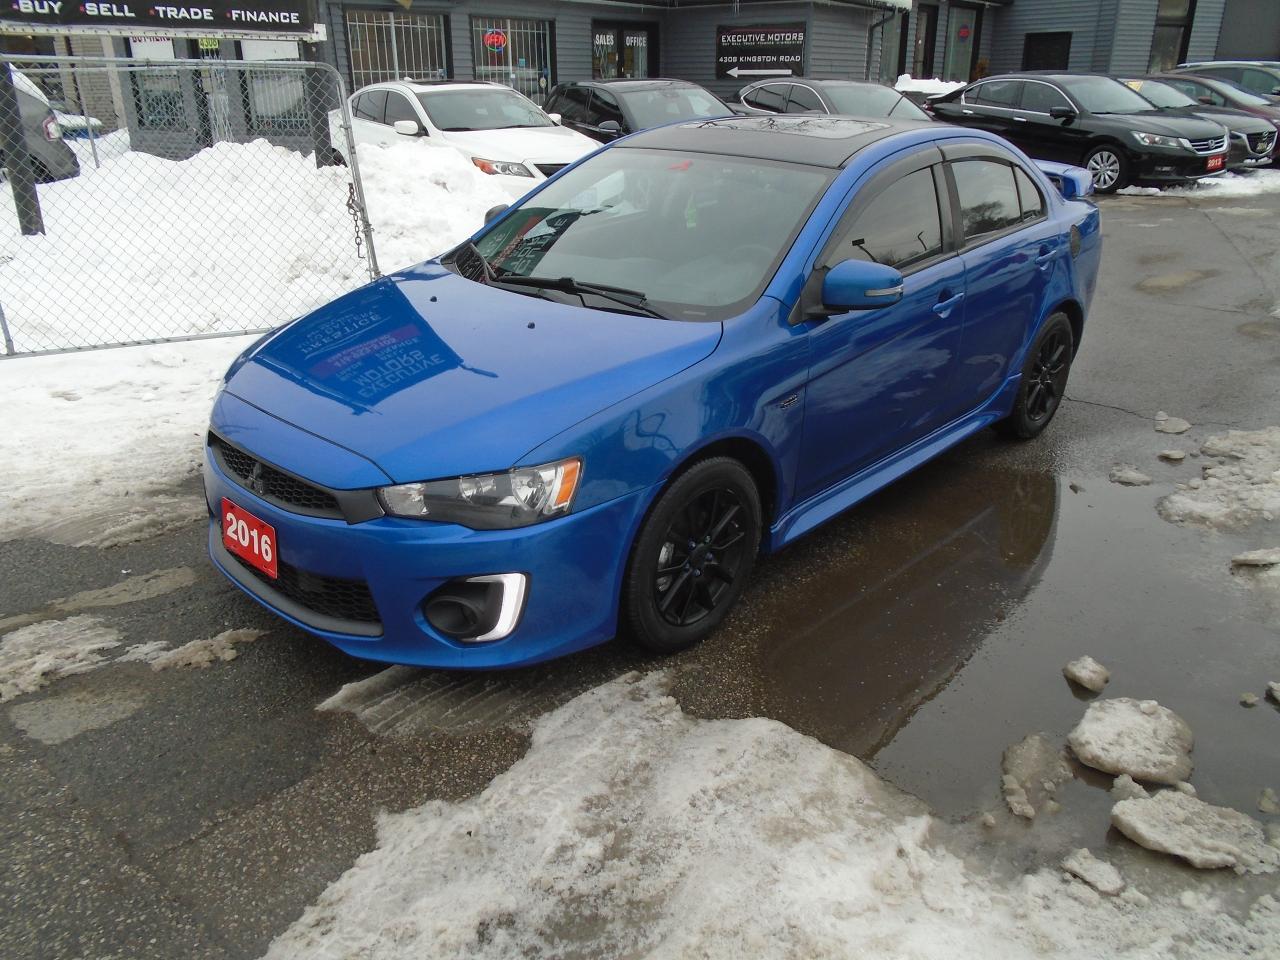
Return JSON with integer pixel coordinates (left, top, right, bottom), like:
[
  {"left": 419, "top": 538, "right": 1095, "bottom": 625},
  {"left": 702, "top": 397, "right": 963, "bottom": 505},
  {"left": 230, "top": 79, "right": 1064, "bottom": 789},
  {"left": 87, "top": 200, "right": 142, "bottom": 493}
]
[
  {"left": 344, "top": 9, "right": 449, "bottom": 89},
  {"left": 1148, "top": 0, "right": 1197, "bottom": 72},
  {"left": 471, "top": 17, "right": 554, "bottom": 103}
]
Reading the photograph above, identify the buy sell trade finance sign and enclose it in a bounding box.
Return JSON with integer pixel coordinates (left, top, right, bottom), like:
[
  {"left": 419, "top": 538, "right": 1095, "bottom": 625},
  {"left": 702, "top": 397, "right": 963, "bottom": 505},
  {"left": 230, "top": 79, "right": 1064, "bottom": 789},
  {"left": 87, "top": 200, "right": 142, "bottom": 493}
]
[
  {"left": 715, "top": 23, "right": 805, "bottom": 80},
  {"left": 3, "top": 0, "right": 314, "bottom": 36}
]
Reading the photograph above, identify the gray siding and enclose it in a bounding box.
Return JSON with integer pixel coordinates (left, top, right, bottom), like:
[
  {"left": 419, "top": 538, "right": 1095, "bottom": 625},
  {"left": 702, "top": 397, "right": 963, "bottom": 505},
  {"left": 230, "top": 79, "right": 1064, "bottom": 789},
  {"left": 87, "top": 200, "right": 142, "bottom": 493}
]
[
  {"left": 1185, "top": 0, "right": 1226, "bottom": 63},
  {"left": 1106, "top": 0, "right": 1156, "bottom": 73},
  {"left": 809, "top": 4, "right": 873, "bottom": 81},
  {"left": 1216, "top": 0, "right": 1280, "bottom": 59},
  {"left": 986, "top": 0, "right": 1104, "bottom": 74}
]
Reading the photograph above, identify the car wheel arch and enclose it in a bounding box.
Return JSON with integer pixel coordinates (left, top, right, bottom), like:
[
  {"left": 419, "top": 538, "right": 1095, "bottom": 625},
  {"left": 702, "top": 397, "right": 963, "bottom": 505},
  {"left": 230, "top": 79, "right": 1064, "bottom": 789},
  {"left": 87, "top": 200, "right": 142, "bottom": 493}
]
[
  {"left": 1051, "top": 298, "right": 1084, "bottom": 357},
  {"left": 657, "top": 435, "right": 780, "bottom": 533},
  {"left": 1082, "top": 136, "right": 1129, "bottom": 165}
]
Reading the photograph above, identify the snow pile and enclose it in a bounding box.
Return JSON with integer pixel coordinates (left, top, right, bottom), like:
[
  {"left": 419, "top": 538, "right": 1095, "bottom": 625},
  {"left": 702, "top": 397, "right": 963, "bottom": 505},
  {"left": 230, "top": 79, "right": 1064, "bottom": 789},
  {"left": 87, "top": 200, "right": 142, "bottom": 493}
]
[
  {"left": 264, "top": 672, "right": 1280, "bottom": 960},
  {"left": 0, "top": 337, "right": 250, "bottom": 547},
  {"left": 895, "top": 74, "right": 965, "bottom": 97},
  {"left": 0, "top": 615, "right": 121, "bottom": 701},
  {"left": 0, "top": 137, "right": 502, "bottom": 352},
  {"left": 1067, "top": 698, "right": 1193, "bottom": 784},
  {"left": 67, "top": 128, "right": 132, "bottom": 170},
  {"left": 1158, "top": 427, "right": 1280, "bottom": 528},
  {"left": 1063, "top": 655, "right": 1110, "bottom": 693},
  {"left": 1173, "top": 169, "right": 1280, "bottom": 198},
  {"left": 149, "top": 627, "right": 265, "bottom": 669},
  {"left": 1112, "top": 791, "right": 1280, "bottom": 873}
]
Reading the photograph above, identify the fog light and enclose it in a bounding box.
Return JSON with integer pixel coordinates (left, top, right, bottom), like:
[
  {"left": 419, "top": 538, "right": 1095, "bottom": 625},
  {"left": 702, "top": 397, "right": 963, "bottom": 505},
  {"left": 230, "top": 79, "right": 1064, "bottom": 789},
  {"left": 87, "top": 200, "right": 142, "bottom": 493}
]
[{"left": 422, "top": 573, "right": 527, "bottom": 643}]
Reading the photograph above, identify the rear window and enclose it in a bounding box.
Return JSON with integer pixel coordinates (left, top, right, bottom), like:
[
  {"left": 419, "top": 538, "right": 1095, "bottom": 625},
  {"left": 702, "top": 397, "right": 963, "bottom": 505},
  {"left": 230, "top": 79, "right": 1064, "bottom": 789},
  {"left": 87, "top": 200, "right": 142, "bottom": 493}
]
[{"left": 969, "top": 80, "right": 1020, "bottom": 107}]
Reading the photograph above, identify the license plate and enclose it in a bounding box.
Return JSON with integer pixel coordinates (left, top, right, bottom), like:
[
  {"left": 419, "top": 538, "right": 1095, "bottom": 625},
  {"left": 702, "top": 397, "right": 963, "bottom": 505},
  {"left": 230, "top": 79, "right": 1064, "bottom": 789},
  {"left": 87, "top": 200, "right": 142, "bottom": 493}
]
[
  {"left": 222, "top": 498, "right": 278, "bottom": 579},
  {"left": 1206, "top": 154, "right": 1225, "bottom": 171}
]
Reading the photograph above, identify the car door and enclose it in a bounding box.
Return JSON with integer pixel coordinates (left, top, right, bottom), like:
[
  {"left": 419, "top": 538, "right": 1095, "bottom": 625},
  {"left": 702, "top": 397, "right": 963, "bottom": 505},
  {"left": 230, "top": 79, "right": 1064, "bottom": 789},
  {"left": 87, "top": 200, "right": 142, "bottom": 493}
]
[
  {"left": 350, "top": 89, "right": 388, "bottom": 147},
  {"left": 796, "top": 149, "right": 965, "bottom": 499},
  {"left": 944, "top": 148, "right": 1061, "bottom": 411},
  {"left": 383, "top": 90, "right": 425, "bottom": 141},
  {"left": 954, "top": 79, "right": 1021, "bottom": 140},
  {"left": 1014, "top": 79, "right": 1086, "bottom": 162}
]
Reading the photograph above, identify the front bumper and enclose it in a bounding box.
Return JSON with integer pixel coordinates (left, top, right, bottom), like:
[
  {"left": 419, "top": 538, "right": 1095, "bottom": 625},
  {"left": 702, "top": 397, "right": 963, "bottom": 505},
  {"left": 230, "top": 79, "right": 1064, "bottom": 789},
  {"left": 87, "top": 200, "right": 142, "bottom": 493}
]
[
  {"left": 203, "top": 441, "right": 652, "bottom": 669},
  {"left": 1130, "top": 148, "right": 1228, "bottom": 184}
]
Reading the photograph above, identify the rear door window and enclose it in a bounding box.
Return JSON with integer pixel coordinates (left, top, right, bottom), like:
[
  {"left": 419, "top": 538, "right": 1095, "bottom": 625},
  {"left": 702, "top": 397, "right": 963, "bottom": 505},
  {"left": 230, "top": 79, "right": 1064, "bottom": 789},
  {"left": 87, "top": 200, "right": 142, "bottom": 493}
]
[
  {"left": 826, "top": 167, "right": 944, "bottom": 271},
  {"left": 951, "top": 159, "right": 1022, "bottom": 242},
  {"left": 354, "top": 90, "right": 387, "bottom": 122},
  {"left": 787, "top": 85, "right": 825, "bottom": 112},
  {"left": 745, "top": 84, "right": 789, "bottom": 112},
  {"left": 1240, "top": 68, "right": 1280, "bottom": 96},
  {"left": 1013, "top": 166, "right": 1046, "bottom": 222},
  {"left": 973, "top": 80, "right": 1021, "bottom": 108},
  {"left": 1020, "top": 82, "right": 1072, "bottom": 114}
]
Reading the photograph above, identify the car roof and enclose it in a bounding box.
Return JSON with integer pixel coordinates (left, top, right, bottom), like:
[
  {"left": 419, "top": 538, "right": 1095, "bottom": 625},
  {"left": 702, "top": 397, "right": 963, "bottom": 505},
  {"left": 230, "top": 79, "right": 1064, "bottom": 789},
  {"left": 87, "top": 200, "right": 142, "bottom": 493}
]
[
  {"left": 563, "top": 78, "right": 704, "bottom": 91},
  {"left": 618, "top": 115, "right": 929, "bottom": 168},
  {"left": 358, "top": 80, "right": 508, "bottom": 94},
  {"left": 747, "top": 78, "right": 886, "bottom": 89},
  {"left": 1178, "top": 60, "right": 1280, "bottom": 69}
]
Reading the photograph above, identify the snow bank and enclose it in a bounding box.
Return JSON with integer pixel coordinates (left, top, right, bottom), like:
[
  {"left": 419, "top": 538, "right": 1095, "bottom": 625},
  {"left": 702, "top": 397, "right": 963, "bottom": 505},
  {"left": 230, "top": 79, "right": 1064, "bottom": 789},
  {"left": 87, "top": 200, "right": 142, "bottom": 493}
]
[
  {"left": 1158, "top": 427, "right": 1280, "bottom": 529},
  {"left": 895, "top": 74, "right": 965, "bottom": 97},
  {"left": 0, "top": 615, "right": 121, "bottom": 701},
  {"left": 0, "top": 137, "right": 503, "bottom": 352},
  {"left": 1113, "top": 791, "right": 1280, "bottom": 873},
  {"left": 264, "top": 672, "right": 1280, "bottom": 959},
  {"left": 1067, "top": 698, "right": 1193, "bottom": 785}
]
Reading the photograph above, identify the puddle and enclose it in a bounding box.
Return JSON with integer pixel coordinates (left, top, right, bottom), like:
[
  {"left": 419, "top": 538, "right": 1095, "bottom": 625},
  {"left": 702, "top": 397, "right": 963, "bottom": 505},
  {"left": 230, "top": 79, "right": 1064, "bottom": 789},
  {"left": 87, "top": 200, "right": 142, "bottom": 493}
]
[{"left": 10, "top": 683, "right": 147, "bottom": 744}]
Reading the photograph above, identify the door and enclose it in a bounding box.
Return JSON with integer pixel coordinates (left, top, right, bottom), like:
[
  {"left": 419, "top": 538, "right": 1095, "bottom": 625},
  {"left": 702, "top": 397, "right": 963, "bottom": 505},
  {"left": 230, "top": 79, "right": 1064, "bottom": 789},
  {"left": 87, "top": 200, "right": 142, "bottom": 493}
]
[
  {"left": 913, "top": 5, "right": 938, "bottom": 78},
  {"left": 946, "top": 154, "right": 1059, "bottom": 410},
  {"left": 592, "top": 23, "right": 657, "bottom": 79},
  {"left": 1014, "top": 80, "right": 1085, "bottom": 163},
  {"left": 797, "top": 157, "right": 964, "bottom": 499},
  {"left": 942, "top": 4, "right": 982, "bottom": 82},
  {"left": 1021, "top": 32, "right": 1072, "bottom": 71},
  {"left": 960, "top": 78, "right": 1020, "bottom": 139}
]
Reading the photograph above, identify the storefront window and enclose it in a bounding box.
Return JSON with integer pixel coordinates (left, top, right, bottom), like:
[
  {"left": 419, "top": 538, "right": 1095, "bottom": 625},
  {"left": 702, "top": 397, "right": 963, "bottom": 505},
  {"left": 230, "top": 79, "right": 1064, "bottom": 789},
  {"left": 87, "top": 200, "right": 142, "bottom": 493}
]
[
  {"left": 1148, "top": 0, "right": 1197, "bottom": 71},
  {"left": 471, "top": 17, "right": 553, "bottom": 103},
  {"left": 942, "top": 4, "right": 982, "bottom": 82},
  {"left": 127, "top": 37, "right": 185, "bottom": 131},
  {"left": 345, "top": 10, "right": 449, "bottom": 89},
  {"left": 592, "top": 23, "right": 656, "bottom": 80}
]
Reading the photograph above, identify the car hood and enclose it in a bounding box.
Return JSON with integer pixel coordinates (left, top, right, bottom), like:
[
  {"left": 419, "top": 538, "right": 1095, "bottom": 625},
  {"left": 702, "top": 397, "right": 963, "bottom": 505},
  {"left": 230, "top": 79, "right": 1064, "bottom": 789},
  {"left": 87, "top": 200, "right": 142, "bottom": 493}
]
[
  {"left": 224, "top": 268, "right": 722, "bottom": 484},
  {"left": 1179, "top": 106, "right": 1275, "bottom": 133},
  {"left": 1120, "top": 111, "right": 1228, "bottom": 139},
  {"left": 438, "top": 125, "right": 598, "bottom": 163}
]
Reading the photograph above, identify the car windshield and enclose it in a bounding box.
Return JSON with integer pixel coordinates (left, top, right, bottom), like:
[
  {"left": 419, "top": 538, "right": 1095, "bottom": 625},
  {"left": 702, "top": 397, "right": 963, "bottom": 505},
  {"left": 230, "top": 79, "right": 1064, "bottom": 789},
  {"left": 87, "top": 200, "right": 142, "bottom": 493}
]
[
  {"left": 621, "top": 87, "right": 733, "bottom": 128},
  {"left": 1123, "top": 79, "right": 1196, "bottom": 108},
  {"left": 1059, "top": 75, "right": 1158, "bottom": 114},
  {"left": 824, "top": 84, "right": 930, "bottom": 120},
  {"left": 469, "top": 147, "right": 831, "bottom": 321},
  {"left": 416, "top": 88, "right": 553, "bottom": 131}
]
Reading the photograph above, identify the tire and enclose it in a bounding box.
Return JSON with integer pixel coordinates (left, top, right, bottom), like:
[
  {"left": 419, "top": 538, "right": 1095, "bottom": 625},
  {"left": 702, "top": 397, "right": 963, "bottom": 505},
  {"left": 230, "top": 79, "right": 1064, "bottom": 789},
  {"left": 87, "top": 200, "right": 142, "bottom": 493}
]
[
  {"left": 995, "top": 312, "right": 1074, "bottom": 440},
  {"left": 1083, "top": 144, "right": 1128, "bottom": 194},
  {"left": 622, "top": 457, "right": 762, "bottom": 654}
]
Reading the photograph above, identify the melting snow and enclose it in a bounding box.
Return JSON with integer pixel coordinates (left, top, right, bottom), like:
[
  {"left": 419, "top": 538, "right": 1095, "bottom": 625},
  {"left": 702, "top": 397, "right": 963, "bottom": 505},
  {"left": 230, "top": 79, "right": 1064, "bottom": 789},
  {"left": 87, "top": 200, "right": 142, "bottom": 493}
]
[
  {"left": 1067, "top": 698, "right": 1193, "bottom": 785},
  {"left": 1158, "top": 428, "right": 1280, "bottom": 529},
  {"left": 1063, "top": 849, "right": 1125, "bottom": 896},
  {"left": 1109, "top": 466, "right": 1152, "bottom": 487},
  {"left": 1001, "top": 733, "right": 1072, "bottom": 819},
  {"left": 1112, "top": 791, "right": 1280, "bottom": 873},
  {"left": 149, "top": 628, "right": 266, "bottom": 670},
  {"left": 0, "top": 615, "right": 122, "bottom": 701},
  {"left": 263, "top": 673, "right": 1280, "bottom": 959}
]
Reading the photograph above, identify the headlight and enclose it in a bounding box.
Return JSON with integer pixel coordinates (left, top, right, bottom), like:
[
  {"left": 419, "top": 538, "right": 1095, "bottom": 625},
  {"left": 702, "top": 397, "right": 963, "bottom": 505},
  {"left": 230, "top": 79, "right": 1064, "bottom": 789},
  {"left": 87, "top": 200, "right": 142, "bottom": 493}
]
[
  {"left": 379, "top": 457, "right": 582, "bottom": 529},
  {"left": 1130, "top": 131, "right": 1184, "bottom": 148},
  {"left": 471, "top": 157, "right": 534, "bottom": 177}
]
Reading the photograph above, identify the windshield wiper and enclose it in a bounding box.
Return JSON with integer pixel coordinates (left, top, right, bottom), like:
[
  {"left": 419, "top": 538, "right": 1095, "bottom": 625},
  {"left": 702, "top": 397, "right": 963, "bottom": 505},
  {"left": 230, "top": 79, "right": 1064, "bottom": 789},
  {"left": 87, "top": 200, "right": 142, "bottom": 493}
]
[{"left": 492, "top": 274, "right": 671, "bottom": 319}]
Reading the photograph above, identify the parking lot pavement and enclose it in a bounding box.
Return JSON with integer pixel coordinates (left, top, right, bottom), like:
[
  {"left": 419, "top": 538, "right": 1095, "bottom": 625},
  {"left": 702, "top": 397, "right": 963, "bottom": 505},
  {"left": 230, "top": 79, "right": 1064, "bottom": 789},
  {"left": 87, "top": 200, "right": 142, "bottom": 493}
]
[{"left": 3, "top": 187, "right": 1280, "bottom": 958}]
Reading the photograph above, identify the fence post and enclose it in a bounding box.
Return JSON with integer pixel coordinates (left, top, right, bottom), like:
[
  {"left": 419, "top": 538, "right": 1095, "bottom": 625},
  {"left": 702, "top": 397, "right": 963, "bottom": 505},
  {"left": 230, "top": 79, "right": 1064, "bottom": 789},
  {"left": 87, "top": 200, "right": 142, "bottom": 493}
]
[
  {"left": 0, "top": 62, "right": 45, "bottom": 236},
  {"left": 304, "top": 49, "right": 333, "bottom": 168}
]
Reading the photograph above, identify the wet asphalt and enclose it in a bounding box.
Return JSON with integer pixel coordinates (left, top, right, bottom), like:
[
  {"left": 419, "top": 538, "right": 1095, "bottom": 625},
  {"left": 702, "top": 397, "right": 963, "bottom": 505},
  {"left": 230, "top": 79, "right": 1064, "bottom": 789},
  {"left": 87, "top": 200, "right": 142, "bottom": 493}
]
[{"left": 3, "top": 188, "right": 1280, "bottom": 958}]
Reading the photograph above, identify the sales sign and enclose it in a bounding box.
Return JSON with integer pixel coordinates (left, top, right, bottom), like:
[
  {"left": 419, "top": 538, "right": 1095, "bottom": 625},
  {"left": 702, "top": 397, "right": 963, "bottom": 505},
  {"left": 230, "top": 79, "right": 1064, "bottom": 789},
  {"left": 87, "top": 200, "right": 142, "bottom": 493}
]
[
  {"left": 716, "top": 22, "right": 805, "bottom": 80},
  {"left": 2, "top": 0, "right": 315, "bottom": 37}
]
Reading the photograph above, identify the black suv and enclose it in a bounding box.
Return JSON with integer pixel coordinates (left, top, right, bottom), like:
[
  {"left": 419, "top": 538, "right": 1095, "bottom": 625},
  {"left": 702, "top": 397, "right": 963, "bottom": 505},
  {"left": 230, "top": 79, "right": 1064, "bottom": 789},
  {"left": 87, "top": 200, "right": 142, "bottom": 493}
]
[
  {"left": 542, "top": 79, "right": 732, "bottom": 142},
  {"left": 929, "top": 73, "right": 1230, "bottom": 192}
]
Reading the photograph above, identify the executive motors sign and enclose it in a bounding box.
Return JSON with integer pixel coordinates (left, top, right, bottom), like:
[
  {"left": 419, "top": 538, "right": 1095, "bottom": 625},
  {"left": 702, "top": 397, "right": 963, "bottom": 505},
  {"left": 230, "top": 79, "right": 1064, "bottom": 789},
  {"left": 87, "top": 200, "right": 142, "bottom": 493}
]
[
  {"left": 2, "top": 0, "right": 315, "bottom": 37},
  {"left": 715, "top": 23, "right": 805, "bottom": 80}
]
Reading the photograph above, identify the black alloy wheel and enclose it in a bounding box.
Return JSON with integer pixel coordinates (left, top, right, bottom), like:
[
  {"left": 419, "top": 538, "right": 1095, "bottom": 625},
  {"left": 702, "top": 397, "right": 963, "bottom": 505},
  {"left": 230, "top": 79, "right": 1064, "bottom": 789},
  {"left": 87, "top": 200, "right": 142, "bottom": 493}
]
[
  {"left": 623, "top": 457, "right": 762, "bottom": 653},
  {"left": 996, "top": 312, "right": 1074, "bottom": 440}
]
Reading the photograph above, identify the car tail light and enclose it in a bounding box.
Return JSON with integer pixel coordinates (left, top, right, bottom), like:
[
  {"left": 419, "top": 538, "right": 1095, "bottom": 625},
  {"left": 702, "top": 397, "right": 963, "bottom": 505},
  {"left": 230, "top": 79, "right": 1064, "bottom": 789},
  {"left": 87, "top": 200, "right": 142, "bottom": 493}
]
[{"left": 41, "top": 114, "right": 61, "bottom": 142}]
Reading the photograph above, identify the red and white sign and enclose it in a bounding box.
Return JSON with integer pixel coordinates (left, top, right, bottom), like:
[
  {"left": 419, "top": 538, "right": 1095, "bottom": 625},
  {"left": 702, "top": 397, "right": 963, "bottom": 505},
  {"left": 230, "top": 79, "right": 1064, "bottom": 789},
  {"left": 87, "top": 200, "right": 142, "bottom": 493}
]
[
  {"left": 222, "top": 498, "right": 278, "bottom": 579},
  {"left": 1206, "top": 154, "right": 1225, "bottom": 172}
]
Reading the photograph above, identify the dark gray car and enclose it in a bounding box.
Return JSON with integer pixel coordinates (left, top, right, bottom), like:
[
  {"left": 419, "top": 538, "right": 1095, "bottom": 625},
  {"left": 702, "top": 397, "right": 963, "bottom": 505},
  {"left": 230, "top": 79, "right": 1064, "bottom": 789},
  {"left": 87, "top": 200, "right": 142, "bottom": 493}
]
[
  {"left": 732, "top": 78, "right": 930, "bottom": 121},
  {"left": 2, "top": 86, "right": 80, "bottom": 183}
]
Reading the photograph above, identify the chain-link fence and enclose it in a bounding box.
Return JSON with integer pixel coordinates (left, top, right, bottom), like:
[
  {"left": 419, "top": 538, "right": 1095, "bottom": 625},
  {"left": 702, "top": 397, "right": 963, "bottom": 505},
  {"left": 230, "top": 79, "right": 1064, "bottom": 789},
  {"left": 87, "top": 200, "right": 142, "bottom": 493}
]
[{"left": 0, "top": 55, "right": 378, "bottom": 356}]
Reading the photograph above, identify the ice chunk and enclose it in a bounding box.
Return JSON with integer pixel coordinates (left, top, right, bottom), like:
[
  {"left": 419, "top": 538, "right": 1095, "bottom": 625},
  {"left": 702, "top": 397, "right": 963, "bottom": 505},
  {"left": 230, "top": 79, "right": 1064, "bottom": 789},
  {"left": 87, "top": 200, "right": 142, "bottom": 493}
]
[
  {"left": 1241, "top": 693, "right": 1260, "bottom": 707},
  {"left": 1158, "top": 427, "right": 1280, "bottom": 529},
  {"left": 1155, "top": 417, "right": 1191, "bottom": 435},
  {"left": 1158, "top": 449, "right": 1186, "bottom": 463},
  {"left": 1000, "top": 733, "right": 1071, "bottom": 819},
  {"left": 1112, "top": 791, "right": 1280, "bottom": 873},
  {"left": 1232, "top": 548, "right": 1280, "bottom": 567},
  {"left": 1110, "top": 775, "right": 1150, "bottom": 801},
  {"left": 1109, "top": 466, "right": 1152, "bottom": 487},
  {"left": 1067, "top": 698, "right": 1193, "bottom": 784},
  {"left": 1269, "top": 682, "right": 1280, "bottom": 705},
  {"left": 1260, "top": 789, "right": 1280, "bottom": 815},
  {"left": 1063, "top": 655, "right": 1110, "bottom": 693},
  {"left": 1062, "top": 849, "right": 1125, "bottom": 896}
]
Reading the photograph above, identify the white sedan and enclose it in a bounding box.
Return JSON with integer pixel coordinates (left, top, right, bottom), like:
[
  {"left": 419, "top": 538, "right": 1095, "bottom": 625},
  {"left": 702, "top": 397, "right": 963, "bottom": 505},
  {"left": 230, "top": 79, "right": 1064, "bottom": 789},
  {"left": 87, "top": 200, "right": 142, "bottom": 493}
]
[{"left": 330, "top": 81, "right": 600, "bottom": 200}]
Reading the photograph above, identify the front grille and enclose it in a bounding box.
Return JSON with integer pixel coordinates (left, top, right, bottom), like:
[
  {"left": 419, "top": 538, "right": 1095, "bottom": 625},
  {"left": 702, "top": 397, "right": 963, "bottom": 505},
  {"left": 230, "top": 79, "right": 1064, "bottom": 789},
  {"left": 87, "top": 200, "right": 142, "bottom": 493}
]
[
  {"left": 232, "top": 552, "right": 381, "bottom": 626},
  {"left": 211, "top": 435, "right": 342, "bottom": 519},
  {"left": 1247, "top": 131, "right": 1276, "bottom": 155},
  {"left": 1187, "top": 134, "right": 1228, "bottom": 155},
  {"left": 535, "top": 162, "right": 567, "bottom": 178}
]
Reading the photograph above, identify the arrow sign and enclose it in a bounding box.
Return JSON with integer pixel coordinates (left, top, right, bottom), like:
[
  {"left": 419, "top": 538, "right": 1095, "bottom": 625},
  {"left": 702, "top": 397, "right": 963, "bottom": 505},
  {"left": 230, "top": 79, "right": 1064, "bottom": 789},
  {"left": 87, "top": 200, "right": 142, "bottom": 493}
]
[{"left": 727, "top": 67, "right": 793, "bottom": 78}]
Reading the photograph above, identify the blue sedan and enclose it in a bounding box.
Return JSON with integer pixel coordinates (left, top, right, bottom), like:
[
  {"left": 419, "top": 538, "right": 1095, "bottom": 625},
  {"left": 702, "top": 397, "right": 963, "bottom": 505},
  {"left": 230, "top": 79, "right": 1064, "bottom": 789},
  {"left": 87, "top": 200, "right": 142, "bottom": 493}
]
[{"left": 204, "top": 115, "right": 1101, "bottom": 669}]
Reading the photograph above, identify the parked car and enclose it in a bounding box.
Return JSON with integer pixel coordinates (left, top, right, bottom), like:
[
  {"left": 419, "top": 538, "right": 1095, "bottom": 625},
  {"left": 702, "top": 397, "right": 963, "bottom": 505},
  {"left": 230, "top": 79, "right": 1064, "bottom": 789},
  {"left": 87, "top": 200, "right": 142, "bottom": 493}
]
[
  {"left": 929, "top": 73, "right": 1230, "bottom": 192},
  {"left": 2, "top": 68, "right": 79, "bottom": 182},
  {"left": 731, "top": 78, "right": 931, "bottom": 121},
  {"left": 330, "top": 80, "right": 598, "bottom": 200},
  {"left": 1120, "top": 76, "right": 1275, "bottom": 169},
  {"left": 1153, "top": 72, "right": 1280, "bottom": 133},
  {"left": 205, "top": 114, "right": 1101, "bottom": 669},
  {"left": 542, "top": 79, "right": 733, "bottom": 142},
  {"left": 1173, "top": 61, "right": 1280, "bottom": 100}
]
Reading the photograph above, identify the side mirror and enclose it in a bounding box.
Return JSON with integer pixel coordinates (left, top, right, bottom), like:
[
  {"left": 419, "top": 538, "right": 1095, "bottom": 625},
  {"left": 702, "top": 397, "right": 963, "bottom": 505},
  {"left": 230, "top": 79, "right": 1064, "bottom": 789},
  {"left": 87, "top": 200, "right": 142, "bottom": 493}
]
[
  {"left": 818, "top": 259, "right": 904, "bottom": 314},
  {"left": 598, "top": 119, "right": 622, "bottom": 136},
  {"left": 393, "top": 119, "right": 423, "bottom": 137},
  {"left": 546, "top": 111, "right": 562, "bottom": 124},
  {"left": 484, "top": 204, "right": 510, "bottom": 224},
  {"left": 1049, "top": 106, "right": 1077, "bottom": 121}
]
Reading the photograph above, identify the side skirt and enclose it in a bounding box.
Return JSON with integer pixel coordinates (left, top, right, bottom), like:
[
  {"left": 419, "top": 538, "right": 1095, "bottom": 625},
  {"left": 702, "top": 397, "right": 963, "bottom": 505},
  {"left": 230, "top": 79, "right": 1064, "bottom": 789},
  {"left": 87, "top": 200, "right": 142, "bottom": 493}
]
[{"left": 768, "top": 375, "right": 1021, "bottom": 551}]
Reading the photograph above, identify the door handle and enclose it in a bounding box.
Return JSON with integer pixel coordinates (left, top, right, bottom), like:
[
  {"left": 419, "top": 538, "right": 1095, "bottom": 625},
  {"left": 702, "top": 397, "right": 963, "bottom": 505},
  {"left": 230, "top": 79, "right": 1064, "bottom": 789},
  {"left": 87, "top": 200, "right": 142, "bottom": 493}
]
[
  {"left": 933, "top": 291, "right": 964, "bottom": 317},
  {"left": 962, "top": 108, "right": 974, "bottom": 115},
  {"left": 1013, "top": 115, "right": 1028, "bottom": 122},
  {"left": 1035, "top": 247, "right": 1058, "bottom": 271}
]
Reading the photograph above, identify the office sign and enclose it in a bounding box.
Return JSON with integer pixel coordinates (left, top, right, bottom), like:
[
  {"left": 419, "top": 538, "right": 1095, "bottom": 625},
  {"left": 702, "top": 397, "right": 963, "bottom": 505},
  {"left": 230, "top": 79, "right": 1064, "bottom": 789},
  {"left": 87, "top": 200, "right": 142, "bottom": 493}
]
[
  {"left": 2, "top": 0, "right": 315, "bottom": 37},
  {"left": 716, "top": 23, "right": 805, "bottom": 80}
]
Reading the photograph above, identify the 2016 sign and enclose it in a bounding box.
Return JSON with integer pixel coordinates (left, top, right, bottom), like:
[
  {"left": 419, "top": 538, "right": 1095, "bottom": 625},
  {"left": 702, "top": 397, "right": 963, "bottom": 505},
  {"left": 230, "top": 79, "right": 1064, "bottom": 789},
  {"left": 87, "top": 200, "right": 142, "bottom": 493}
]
[{"left": 716, "top": 23, "right": 805, "bottom": 80}]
